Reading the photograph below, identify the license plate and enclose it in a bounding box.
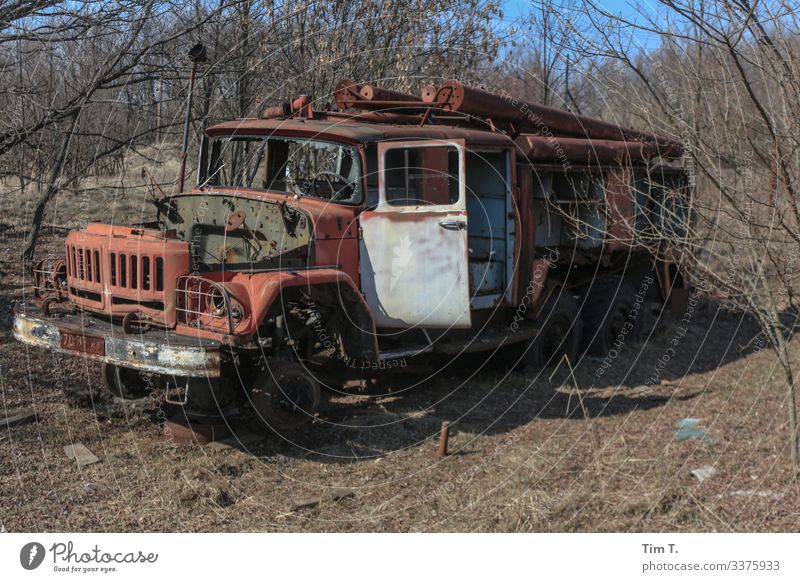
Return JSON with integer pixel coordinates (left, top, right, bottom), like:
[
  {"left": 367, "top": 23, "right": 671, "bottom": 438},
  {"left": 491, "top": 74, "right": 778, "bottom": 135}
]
[{"left": 60, "top": 332, "right": 105, "bottom": 356}]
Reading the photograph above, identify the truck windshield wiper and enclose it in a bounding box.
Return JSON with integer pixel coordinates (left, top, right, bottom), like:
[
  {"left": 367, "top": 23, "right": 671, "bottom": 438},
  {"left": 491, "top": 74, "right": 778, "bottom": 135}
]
[
  {"left": 154, "top": 197, "right": 183, "bottom": 224},
  {"left": 190, "top": 243, "right": 224, "bottom": 265}
]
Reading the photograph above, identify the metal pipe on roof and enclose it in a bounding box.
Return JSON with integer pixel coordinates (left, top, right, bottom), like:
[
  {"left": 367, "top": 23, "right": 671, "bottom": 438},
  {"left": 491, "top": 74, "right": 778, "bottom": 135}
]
[
  {"left": 334, "top": 79, "right": 362, "bottom": 110},
  {"left": 515, "top": 134, "right": 675, "bottom": 163},
  {"left": 432, "top": 80, "right": 683, "bottom": 155},
  {"left": 359, "top": 84, "right": 418, "bottom": 103},
  {"left": 335, "top": 80, "right": 432, "bottom": 113}
]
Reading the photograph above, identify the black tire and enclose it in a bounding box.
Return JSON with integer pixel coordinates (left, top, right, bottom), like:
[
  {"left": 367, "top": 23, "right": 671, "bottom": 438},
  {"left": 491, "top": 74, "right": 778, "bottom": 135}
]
[
  {"left": 523, "top": 290, "right": 583, "bottom": 369},
  {"left": 183, "top": 376, "right": 242, "bottom": 415},
  {"left": 581, "top": 277, "right": 639, "bottom": 357},
  {"left": 102, "top": 363, "right": 151, "bottom": 399},
  {"left": 250, "top": 361, "right": 321, "bottom": 432}
]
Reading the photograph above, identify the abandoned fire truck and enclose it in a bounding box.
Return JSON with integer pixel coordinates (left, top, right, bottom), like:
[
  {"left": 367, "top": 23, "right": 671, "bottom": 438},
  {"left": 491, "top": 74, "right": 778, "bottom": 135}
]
[{"left": 14, "top": 79, "right": 690, "bottom": 431}]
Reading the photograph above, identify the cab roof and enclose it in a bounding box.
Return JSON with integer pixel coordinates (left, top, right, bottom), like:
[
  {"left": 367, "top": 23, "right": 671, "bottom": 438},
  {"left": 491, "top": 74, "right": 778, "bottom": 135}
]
[{"left": 205, "top": 116, "right": 515, "bottom": 147}]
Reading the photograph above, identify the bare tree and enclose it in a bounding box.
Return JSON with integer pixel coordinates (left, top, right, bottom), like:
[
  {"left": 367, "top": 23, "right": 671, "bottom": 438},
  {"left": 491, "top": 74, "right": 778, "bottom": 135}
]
[
  {"left": 1, "top": 0, "right": 502, "bottom": 235},
  {"left": 521, "top": 0, "right": 800, "bottom": 465}
]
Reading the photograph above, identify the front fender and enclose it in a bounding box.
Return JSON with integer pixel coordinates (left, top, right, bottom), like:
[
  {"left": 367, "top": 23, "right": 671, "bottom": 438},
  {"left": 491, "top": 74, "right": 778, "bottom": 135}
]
[{"left": 240, "top": 268, "right": 378, "bottom": 361}]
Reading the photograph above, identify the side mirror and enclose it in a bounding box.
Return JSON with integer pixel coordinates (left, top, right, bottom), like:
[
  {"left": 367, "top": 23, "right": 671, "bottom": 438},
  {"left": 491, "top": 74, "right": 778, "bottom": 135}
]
[{"left": 188, "top": 43, "right": 207, "bottom": 64}]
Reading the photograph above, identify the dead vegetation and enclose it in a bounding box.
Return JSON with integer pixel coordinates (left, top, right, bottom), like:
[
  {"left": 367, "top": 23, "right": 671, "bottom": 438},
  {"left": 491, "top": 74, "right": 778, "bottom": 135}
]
[
  {"left": 2, "top": 0, "right": 800, "bottom": 534},
  {"left": 1, "top": 223, "right": 799, "bottom": 532}
]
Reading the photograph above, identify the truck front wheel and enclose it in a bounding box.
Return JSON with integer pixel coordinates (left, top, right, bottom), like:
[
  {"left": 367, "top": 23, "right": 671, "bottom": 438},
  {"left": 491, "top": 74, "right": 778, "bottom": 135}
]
[
  {"left": 523, "top": 290, "right": 582, "bottom": 369},
  {"left": 102, "top": 363, "right": 152, "bottom": 399},
  {"left": 250, "top": 362, "right": 321, "bottom": 432}
]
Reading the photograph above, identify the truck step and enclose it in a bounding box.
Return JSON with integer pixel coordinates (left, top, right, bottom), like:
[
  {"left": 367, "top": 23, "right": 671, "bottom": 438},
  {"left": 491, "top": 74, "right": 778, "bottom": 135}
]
[{"left": 379, "top": 345, "right": 433, "bottom": 361}]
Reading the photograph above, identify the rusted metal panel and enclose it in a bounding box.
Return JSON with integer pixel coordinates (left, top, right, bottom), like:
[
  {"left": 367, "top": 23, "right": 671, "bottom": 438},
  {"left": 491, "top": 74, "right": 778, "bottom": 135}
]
[
  {"left": 204, "top": 117, "right": 513, "bottom": 147},
  {"left": 325, "top": 110, "right": 426, "bottom": 125},
  {"left": 515, "top": 163, "right": 536, "bottom": 303},
  {"left": 605, "top": 165, "right": 635, "bottom": 250},
  {"left": 168, "top": 195, "right": 312, "bottom": 267},
  {"left": 313, "top": 237, "right": 360, "bottom": 284},
  {"left": 225, "top": 268, "right": 377, "bottom": 347},
  {"left": 65, "top": 224, "right": 190, "bottom": 327},
  {"left": 13, "top": 309, "right": 222, "bottom": 377}
]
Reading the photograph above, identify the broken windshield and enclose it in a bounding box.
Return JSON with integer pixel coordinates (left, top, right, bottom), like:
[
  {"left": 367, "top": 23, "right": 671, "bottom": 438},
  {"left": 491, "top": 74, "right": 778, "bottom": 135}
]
[{"left": 203, "top": 136, "right": 363, "bottom": 204}]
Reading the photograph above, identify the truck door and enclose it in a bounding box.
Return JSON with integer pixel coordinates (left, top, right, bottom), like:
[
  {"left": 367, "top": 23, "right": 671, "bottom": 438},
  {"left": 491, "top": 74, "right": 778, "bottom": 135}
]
[{"left": 359, "top": 139, "right": 471, "bottom": 329}]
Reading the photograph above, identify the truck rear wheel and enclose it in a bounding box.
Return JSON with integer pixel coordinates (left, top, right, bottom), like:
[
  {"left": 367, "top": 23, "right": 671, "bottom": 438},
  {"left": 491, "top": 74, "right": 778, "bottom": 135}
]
[
  {"left": 581, "top": 278, "right": 638, "bottom": 357},
  {"left": 250, "top": 362, "right": 321, "bottom": 432},
  {"left": 523, "top": 290, "right": 582, "bottom": 369}
]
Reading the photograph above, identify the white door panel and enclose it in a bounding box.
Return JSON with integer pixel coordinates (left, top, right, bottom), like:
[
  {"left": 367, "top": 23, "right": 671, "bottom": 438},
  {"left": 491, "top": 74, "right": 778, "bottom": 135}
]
[
  {"left": 360, "top": 210, "right": 470, "bottom": 327},
  {"left": 359, "top": 139, "right": 471, "bottom": 329}
]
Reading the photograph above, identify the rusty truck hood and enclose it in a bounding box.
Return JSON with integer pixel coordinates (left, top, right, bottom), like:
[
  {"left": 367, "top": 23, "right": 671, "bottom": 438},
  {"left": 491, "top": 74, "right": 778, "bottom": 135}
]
[{"left": 178, "top": 188, "right": 359, "bottom": 240}]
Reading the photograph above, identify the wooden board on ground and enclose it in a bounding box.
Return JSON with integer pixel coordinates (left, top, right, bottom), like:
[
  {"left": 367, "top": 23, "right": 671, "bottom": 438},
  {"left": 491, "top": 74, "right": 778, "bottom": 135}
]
[
  {"left": 288, "top": 489, "right": 355, "bottom": 513},
  {"left": 207, "top": 433, "right": 264, "bottom": 451},
  {"left": 2, "top": 410, "right": 38, "bottom": 429}
]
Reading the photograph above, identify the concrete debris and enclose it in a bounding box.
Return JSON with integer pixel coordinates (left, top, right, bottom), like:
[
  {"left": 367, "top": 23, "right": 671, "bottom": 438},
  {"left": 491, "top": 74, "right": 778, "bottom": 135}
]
[
  {"left": 64, "top": 443, "right": 101, "bottom": 467},
  {"left": 674, "top": 418, "right": 714, "bottom": 444},
  {"left": 690, "top": 465, "right": 717, "bottom": 482}
]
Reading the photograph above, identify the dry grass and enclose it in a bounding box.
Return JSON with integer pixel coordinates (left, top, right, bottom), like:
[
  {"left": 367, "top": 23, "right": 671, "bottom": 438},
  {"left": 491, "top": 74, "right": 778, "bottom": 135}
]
[
  {"left": 0, "top": 143, "right": 180, "bottom": 233},
  {"left": 1, "top": 157, "right": 799, "bottom": 532}
]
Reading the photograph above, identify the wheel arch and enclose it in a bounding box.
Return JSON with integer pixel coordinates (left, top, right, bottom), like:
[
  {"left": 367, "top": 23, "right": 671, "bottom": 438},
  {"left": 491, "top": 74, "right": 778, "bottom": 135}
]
[{"left": 253, "top": 269, "right": 378, "bottom": 363}]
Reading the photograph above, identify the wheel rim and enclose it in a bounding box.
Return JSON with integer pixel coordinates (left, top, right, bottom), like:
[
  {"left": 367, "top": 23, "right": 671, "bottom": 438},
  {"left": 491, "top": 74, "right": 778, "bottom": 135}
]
[
  {"left": 253, "top": 366, "right": 321, "bottom": 431},
  {"left": 605, "top": 306, "right": 629, "bottom": 349},
  {"left": 275, "top": 373, "right": 317, "bottom": 416},
  {"left": 541, "top": 314, "right": 573, "bottom": 364}
]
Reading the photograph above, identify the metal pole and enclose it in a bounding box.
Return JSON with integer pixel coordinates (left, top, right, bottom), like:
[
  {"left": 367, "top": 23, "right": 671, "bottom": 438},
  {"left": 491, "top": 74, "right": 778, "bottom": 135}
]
[
  {"left": 178, "top": 43, "right": 207, "bottom": 194},
  {"left": 177, "top": 61, "right": 198, "bottom": 194},
  {"left": 437, "top": 421, "right": 450, "bottom": 458}
]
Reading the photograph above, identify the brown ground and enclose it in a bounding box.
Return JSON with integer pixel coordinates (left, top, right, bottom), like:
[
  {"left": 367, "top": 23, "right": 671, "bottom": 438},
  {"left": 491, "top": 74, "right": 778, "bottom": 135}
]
[{"left": 1, "top": 162, "right": 799, "bottom": 532}]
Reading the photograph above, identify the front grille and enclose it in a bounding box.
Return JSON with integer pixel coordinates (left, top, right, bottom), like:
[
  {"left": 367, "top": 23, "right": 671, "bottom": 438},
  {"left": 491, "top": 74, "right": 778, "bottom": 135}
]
[
  {"left": 64, "top": 224, "right": 191, "bottom": 326},
  {"left": 109, "top": 252, "right": 164, "bottom": 292},
  {"left": 66, "top": 244, "right": 102, "bottom": 284},
  {"left": 70, "top": 287, "right": 102, "bottom": 302}
]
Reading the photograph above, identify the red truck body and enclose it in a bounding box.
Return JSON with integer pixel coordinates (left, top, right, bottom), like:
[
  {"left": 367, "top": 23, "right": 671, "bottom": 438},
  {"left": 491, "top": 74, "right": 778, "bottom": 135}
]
[{"left": 14, "top": 80, "right": 690, "bottom": 431}]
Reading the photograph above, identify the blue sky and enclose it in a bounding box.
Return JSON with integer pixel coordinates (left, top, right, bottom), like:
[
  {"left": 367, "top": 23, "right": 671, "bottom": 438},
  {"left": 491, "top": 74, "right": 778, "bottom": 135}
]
[
  {"left": 501, "top": 0, "right": 665, "bottom": 51},
  {"left": 502, "top": 0, "right": 659, "bottom": 21}
]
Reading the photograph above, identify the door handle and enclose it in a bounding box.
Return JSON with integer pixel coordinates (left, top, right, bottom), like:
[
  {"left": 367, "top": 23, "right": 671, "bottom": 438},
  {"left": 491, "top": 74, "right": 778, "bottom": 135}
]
[{"left": 439, "top": 220, "right": 466, "bottom": 231}]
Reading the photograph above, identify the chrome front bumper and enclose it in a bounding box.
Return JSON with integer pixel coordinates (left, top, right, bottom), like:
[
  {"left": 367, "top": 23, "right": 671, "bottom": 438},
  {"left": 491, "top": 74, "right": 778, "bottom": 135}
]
[{"left": 13, "top": 306, "right": 222, "bottom": 377}]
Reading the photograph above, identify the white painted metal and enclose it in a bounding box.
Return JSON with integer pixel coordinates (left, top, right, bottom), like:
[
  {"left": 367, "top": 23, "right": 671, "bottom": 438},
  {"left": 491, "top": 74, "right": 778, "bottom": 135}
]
[{"left": 359, "top": 139, "right": 471, "bottom": 329}]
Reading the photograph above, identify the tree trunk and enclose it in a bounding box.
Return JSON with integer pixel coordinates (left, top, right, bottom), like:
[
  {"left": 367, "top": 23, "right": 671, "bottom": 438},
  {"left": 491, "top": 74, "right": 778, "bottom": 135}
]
[
  {"left": 22, "top": 113, "right": 80, "bottom": 262},
  {"left": 783, "top": 363, "right": 800, "bottom": 467},
  {"left": 770, "top": 316, "right": 799, "bottom": 466}
]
